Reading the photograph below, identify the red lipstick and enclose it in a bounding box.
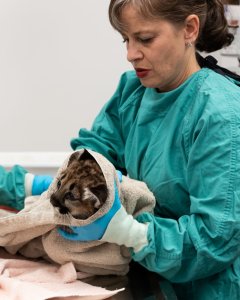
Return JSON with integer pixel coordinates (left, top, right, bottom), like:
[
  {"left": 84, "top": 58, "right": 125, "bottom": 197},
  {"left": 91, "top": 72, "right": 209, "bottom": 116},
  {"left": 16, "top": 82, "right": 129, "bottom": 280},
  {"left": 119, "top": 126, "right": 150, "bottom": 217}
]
[{"left": 135, "top": 68, "right": 150, "bottom": 78}]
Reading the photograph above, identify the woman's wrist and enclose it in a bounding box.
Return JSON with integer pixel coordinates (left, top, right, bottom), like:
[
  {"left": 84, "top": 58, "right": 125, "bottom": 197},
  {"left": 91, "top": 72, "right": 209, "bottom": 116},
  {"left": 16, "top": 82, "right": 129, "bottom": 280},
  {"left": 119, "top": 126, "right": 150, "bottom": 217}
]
[
  {"left": 24, "top": 173, "right": 34, "bottom": 197},
  {"left": 101, "top": 206, "right": 149, "bottom": 253}
]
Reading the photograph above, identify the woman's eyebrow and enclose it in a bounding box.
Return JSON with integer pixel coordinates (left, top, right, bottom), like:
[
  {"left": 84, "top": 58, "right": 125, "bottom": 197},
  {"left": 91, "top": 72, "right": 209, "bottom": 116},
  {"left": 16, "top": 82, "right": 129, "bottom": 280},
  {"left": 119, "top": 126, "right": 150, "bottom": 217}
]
[
  {"left": 134, "top": 30, "right": 154, "bottom": 35},
  {"left": 121, "top": 30, "right": 155, "bottom": 37}
]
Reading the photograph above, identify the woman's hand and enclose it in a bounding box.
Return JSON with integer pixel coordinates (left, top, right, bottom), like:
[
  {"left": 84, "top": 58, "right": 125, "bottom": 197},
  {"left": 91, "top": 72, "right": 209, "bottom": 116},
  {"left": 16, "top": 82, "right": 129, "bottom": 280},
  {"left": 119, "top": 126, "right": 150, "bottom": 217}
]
[{"left": 32, "top": 175, "right": 53, "bottom": 195}]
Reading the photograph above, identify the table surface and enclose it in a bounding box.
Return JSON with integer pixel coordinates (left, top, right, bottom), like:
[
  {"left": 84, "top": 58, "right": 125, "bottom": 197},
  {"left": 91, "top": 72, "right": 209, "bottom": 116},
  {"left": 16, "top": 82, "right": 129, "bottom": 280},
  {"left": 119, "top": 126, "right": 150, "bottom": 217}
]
[{"left": 83, "top": 261, "right": 176, "bottom": 300}]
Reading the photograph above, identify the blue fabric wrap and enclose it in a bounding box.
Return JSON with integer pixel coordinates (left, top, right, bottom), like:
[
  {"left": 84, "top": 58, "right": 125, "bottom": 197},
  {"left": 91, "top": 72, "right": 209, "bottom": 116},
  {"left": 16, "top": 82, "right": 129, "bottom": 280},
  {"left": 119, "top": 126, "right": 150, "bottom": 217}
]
[
  {"left": 32, "top": 175, "right": 53, "bottom": 195},
  {"left": 58, "top": 171, "right": 123, "bottom": 241},
  {"left": 116, "top": 170, "right": 123, "bottom": 182}
]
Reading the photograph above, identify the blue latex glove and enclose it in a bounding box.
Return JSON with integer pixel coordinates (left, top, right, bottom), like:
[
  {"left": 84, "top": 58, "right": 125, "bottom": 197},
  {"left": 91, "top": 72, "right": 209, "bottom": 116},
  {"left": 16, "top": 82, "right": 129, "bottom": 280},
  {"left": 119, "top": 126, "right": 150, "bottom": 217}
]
[{"left": 32, "top": 175, "right": 53, "bottom": 195}]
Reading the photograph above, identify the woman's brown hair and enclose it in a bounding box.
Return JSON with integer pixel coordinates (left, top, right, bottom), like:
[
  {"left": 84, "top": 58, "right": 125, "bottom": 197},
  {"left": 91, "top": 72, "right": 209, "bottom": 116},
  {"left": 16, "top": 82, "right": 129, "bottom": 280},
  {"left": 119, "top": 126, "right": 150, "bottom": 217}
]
[{"left": 109, "top": 0, "right": 233, "bottom": 52}]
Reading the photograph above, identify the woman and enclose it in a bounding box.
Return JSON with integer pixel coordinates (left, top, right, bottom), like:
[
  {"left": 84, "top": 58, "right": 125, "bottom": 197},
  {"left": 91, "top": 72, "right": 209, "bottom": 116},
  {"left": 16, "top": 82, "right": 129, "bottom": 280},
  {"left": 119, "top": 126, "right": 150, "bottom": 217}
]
[
  {"left": 3, "top": 0, "right": 239, "bottom": 298},
  {"left": 60, "top": 0, "right": 240, "bottom": 299}
]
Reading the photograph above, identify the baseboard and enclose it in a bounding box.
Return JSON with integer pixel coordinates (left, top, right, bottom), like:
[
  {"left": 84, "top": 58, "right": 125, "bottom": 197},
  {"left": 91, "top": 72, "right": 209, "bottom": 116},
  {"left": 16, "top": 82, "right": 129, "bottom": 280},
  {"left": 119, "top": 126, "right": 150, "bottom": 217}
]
[{"left": 0, "top": 152, "right": 71, "bottom": 175}]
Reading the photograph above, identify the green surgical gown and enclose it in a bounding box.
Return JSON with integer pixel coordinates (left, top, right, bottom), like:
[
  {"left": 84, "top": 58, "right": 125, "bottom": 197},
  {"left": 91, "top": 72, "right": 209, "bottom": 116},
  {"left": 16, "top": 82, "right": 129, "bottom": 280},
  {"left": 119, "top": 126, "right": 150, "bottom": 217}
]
[
  {"left": 0, "top": 165, "right": 27, "bottom": 210},
  {"left": 71, "top": 68, "right": 240, "bottom": 299}
]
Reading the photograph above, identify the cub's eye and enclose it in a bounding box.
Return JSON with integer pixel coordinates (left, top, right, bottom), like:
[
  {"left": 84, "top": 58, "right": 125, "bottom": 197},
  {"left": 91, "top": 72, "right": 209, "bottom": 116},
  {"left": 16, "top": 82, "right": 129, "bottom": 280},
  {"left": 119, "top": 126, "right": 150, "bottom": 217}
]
[
  {"left": 57, "top": 180, "right": 61, "bottom": 189},
  {"left": 69, "top": 183, "right": 75, "bottom": 190},
  {"left": 65, "top": 192, "right": 74, "bottom": 200}
]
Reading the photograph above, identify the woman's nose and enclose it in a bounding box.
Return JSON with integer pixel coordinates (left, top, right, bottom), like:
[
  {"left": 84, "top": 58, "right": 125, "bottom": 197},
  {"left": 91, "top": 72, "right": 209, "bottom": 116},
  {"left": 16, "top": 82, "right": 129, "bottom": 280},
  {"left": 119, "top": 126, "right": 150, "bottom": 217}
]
[{"left": 127, "top": 43, "right": 143, "bottom": 63}]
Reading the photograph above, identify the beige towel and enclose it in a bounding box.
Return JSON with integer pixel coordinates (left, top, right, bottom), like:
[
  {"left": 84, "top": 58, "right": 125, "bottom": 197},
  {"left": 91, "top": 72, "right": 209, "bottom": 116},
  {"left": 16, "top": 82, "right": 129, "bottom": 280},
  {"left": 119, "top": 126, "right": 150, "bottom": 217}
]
[{"left": 0, "top": 149, "right": 155, "bottom": 276}]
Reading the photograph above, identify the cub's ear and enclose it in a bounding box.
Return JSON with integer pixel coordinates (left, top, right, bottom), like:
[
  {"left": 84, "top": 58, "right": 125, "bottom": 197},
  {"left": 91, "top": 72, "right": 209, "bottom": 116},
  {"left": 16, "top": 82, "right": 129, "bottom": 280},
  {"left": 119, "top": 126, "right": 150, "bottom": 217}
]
[
  {"left": 80, "top": 149, "right": 94, "bottom": 161},
  {"left": 90, "top": 184, "right": 108, "bottom": 205},
  {"left": 68, "top": 151, "right": 81, "bottom": 166}
]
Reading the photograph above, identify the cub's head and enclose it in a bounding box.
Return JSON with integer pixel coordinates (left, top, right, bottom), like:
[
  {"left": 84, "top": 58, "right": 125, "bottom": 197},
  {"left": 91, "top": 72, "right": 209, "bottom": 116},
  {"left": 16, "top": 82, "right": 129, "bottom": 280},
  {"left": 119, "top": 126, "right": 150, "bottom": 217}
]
[{"left": 50, "top": 150, "right": 108, "bottom": 219}]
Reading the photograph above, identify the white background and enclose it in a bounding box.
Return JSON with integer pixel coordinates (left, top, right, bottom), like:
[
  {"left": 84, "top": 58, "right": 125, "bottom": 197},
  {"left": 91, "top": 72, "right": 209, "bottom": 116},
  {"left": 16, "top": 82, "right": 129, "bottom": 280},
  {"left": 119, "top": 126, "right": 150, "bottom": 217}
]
[
  {"left": 0, "top": 1, "right": 239, "bottom": 152},
  {"left": 0, "top": 0, "right": 130, "bottom": 152}
]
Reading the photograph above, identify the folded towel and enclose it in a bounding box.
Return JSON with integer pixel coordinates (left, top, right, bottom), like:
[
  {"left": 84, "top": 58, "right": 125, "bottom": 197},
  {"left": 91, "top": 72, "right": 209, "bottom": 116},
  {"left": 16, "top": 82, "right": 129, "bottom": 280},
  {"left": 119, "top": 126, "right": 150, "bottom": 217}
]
[{"left": 0, "top": 149, "right": 156, "bottom": 276}]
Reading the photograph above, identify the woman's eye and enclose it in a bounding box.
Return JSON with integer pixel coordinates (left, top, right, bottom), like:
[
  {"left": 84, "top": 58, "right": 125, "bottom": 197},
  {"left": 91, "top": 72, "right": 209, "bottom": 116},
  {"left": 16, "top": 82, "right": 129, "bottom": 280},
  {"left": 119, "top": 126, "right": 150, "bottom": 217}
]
[
  {"left": 139, "top": 37, "right": 153, "bottom": 44},
  {"left": 122, "top": 38, "right": 128, "bottom": 43}
]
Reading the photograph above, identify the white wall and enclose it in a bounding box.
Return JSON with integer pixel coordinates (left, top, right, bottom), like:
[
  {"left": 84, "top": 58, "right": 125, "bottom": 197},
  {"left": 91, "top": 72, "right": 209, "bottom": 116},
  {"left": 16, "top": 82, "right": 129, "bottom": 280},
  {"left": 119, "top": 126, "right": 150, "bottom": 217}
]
[
  {"left": 0, "top": 2, "right": 239, "bottom": 153},
  {"left": 0, "top": 0, "right": 131, "bottom": 152}
]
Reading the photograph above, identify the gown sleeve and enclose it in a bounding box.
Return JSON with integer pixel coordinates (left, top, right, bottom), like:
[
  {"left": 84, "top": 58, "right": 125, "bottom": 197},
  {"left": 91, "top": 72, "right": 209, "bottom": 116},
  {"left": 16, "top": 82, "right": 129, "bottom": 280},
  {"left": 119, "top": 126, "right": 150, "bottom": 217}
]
[
  {"left": 0, "top": 165, "right": 28, "bottom": 210},
  {"left": 71, "top": 71, "right": 142, "bottom": 173}
]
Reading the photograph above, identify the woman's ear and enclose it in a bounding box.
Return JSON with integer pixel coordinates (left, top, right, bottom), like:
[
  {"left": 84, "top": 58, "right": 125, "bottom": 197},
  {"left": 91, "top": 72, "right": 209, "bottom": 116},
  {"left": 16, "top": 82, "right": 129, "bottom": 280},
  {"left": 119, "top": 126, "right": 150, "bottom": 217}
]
[{"left": 184, "top": 14, "right": 200, "bottom": 44}]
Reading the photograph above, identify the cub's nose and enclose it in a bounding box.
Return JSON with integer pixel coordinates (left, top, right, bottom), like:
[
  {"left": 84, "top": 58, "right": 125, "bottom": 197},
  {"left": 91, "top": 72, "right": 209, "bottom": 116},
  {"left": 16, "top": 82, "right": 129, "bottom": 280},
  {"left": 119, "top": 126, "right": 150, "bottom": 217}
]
[
  {"left": 50, "top": 194, "right": 60, "bottom": 207},
  {"left": 50, "top": 194, "right": 69, "bottom": 215}
]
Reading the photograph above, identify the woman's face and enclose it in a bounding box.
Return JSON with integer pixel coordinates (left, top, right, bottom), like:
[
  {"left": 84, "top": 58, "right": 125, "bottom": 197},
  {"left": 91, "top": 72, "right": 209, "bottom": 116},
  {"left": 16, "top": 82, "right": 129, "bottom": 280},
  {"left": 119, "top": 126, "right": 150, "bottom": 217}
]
[{"left": 120, "top": 5, "right": 198, "bottom": 92}]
